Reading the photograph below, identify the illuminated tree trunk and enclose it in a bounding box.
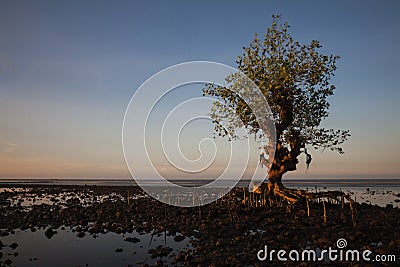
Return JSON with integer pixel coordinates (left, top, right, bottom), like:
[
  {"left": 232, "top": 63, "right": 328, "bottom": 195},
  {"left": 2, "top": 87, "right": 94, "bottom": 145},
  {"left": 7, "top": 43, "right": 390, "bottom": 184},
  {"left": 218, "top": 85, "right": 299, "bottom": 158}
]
[
  {"left": 258, "top": 110, "right": 305, "bottom": 202},
  {"left": 267, "top": 168, "right": 284, "bottom": 188}
]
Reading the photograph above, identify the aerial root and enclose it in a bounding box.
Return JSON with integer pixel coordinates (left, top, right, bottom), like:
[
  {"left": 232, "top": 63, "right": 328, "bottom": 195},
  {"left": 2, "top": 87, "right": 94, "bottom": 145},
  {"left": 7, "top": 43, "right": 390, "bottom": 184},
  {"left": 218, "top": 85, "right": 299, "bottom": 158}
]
[
  {"left": 260, "top": 184, "right": 353, "bottom": 205},
  {"left": 253, "top": 183, "right": 356, "bottom": 226}
]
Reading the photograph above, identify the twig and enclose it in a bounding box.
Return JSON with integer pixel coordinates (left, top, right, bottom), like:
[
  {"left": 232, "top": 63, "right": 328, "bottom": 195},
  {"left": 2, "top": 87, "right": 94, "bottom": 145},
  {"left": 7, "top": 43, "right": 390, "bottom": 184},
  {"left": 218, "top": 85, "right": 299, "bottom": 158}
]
[{"left": 322, "top": 194, "right": 327, "bottom": 224}]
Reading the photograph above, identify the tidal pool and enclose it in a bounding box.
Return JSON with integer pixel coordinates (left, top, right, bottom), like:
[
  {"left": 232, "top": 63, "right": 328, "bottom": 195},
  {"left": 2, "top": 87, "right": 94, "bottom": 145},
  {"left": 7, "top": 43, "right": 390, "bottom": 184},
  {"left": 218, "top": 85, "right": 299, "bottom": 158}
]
[{"left": 0, "top": 227, "right": 192, "bottom": 267}]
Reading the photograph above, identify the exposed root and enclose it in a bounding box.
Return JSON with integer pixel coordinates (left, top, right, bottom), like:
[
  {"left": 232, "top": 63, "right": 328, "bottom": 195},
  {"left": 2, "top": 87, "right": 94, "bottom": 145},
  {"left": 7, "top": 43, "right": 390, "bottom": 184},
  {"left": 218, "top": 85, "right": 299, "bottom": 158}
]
[
  {"left": 251, "top": 182, "right": 357, "bottom": 226},
  {"left": 255, "top": 182, "right": 353, "bottom": 205}
]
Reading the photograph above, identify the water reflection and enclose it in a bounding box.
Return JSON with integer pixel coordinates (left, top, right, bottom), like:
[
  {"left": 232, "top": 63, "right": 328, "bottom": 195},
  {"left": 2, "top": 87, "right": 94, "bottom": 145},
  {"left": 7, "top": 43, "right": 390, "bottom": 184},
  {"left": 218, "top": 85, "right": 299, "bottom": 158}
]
[{"left": 1, "top": 227, "right": 191, "bottom": 267}]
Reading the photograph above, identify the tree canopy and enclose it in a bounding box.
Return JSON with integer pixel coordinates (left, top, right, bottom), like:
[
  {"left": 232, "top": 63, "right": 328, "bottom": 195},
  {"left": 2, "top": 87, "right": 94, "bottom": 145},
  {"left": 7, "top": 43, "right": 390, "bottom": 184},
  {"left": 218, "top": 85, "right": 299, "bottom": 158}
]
[{"left": 204, "top": 15, "right": 350, "bottom": 188}]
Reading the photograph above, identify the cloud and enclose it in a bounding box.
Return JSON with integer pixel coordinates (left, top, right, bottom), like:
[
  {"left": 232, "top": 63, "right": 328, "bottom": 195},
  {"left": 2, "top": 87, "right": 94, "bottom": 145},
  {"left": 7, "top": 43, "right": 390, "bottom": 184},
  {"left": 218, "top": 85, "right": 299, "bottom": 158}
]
[{"left": 0, "top": 143, "right": 18, "bottom": 154}]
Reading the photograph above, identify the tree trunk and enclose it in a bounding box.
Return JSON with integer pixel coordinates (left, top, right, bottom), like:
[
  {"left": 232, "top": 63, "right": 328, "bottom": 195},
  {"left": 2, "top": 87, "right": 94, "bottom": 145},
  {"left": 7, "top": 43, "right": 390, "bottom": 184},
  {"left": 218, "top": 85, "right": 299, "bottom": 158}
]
[
  {"left": 256, "top": 160, "right": 303, "bottom": 203},
  {"left": 256, "top": 167, "right": 285, "bottom": 193},
  {"left": 266, "top": 168, "right": 284, "bottom": 190},
  {"left": 268, "top": 168, "right": 283, "bottom": 185}
]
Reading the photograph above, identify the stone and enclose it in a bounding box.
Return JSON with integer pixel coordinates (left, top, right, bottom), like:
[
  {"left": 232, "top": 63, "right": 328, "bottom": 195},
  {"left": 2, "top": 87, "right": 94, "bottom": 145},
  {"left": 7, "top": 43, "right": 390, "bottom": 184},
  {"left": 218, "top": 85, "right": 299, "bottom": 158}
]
[
  {"left": 76, "top": 232, "right": 85, "bottom": 238},
  {"left": 44, "top": 228, "right": 56, "bottom": 239},
  {"left": 173, "top": 235, "right": 185, "bottom": 242},
  {"left": 9, "top": 243, "right": 18, "bottom": 249},
  {"left": 124, "top": 237, "right": 140, "bottom": 243}
]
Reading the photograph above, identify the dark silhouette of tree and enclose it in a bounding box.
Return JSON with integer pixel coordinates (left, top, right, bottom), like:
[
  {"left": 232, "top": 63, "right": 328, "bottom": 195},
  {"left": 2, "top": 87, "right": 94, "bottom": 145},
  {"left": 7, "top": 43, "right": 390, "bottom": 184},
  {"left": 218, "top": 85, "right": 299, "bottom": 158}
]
[{"left": 204, "top": 15, "right": 350, "bottom": 202}]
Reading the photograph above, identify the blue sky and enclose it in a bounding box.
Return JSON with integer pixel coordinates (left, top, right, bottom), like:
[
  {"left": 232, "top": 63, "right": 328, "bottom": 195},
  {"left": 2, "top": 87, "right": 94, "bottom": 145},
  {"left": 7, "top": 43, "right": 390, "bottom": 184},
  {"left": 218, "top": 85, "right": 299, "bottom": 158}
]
[{"left": 0, "top": 0, "right": 399, "bottom": 179}]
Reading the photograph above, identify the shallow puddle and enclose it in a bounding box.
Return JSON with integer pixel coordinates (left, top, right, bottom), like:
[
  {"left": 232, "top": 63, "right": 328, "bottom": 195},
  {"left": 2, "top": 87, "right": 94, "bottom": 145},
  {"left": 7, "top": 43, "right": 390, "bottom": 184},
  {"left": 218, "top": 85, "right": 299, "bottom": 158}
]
[{"left": 0, "top": 227, "right": 191, "bottom": 267}]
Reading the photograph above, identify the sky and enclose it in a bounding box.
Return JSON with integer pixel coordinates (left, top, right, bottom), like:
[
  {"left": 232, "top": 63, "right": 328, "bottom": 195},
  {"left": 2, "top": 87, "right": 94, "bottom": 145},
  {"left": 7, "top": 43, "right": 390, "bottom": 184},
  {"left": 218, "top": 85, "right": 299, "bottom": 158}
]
[{"left": 0, "top": 0, "right": 399, "bottom": 180}]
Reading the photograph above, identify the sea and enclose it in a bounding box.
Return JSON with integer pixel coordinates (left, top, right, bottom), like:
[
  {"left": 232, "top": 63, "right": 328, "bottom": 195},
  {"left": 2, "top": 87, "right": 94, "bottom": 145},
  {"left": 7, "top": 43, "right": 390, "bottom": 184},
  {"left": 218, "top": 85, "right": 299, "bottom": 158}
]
[{"left": 1, "top": 177, "right": 400, "bottom": 207}]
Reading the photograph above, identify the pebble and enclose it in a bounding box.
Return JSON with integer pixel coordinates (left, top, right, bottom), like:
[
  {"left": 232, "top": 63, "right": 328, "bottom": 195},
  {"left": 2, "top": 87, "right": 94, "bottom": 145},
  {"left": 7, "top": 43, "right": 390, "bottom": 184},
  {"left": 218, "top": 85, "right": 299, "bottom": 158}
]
[
  {"left": 173, "top": 235, "right": 185, "bottom": 242},
  {"left": 9, "top": 243, "right": 18, "bottom": 250},
  {"left": 44, "top": 228, "right": 56, "bottom": 239},
  {"left": 76, "top": 232, "right": 85, "bottom": 238},
  {"left": 124, "top": 237, "right": 140, "bottom": 243}
]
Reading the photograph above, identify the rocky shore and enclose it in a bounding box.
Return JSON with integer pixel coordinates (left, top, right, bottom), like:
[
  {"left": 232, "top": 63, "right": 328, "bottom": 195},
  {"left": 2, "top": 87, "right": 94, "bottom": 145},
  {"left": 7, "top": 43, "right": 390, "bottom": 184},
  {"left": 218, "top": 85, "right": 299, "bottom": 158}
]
[{"left": 0, "top": 184, "right": 399, "bottom": 266}]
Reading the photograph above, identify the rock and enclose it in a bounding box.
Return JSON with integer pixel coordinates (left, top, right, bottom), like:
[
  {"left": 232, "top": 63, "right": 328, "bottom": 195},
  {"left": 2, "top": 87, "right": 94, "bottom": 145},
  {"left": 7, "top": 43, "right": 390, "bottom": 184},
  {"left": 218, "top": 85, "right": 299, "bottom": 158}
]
[
  {"left": 9, "top": 243, "right": 18, "bottom": 249},
  {"left": 148, "top": 246, "right": 173, "bottom": 258},
  {"left": 173, "top": 235, "right": 185, "bottom": 242},
  {"left": 124, "top": 237, "right": 140, "bottom": 243},
  {"left": 44, "top": 228, "right": 56, "bottom": 239},
  {"left": 76, "top": 232, "right": 85, "bottom": 238},
  {"left": 185, "top": 253, "right": 193, "bottom": 262},
  {"left": 0, "top": 231, "right": 9, "bottom": 237}
]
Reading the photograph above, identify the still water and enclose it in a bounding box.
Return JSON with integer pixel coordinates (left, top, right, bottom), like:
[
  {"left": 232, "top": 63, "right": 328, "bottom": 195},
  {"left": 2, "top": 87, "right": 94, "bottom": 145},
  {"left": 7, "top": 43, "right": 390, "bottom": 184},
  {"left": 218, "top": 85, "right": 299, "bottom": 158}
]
[{"left": 1, "top": 227, "right": 191, "bottom": 267}]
